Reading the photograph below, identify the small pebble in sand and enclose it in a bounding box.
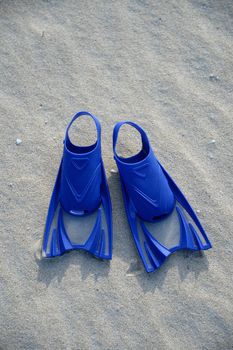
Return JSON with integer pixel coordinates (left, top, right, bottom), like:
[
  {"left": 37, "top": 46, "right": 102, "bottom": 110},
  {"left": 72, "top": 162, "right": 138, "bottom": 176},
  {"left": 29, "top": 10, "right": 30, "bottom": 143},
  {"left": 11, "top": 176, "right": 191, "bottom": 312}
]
[
  {"left": 196, "top": 209, "right": 200, "bottom": 214},
  {"left": 9, "top": 183, "right": 13, "bottom": 187},
  {"left": 53, "top": 137, "right": 56, "bottom": 140},
  {"left": 111, "top": 169, "right": 118, "bottom": 174},
  {"left": 209, "top": 74, "right": 219, "bottom": 81},
  {"left": 45, "top": 120, "right": 48, "bottom": 124},
  {"left": 210, "top": 139, "right": 216, "bottom": 144},
  {"left": 16, "top": 138, "right": 22, "bottom": 145}
]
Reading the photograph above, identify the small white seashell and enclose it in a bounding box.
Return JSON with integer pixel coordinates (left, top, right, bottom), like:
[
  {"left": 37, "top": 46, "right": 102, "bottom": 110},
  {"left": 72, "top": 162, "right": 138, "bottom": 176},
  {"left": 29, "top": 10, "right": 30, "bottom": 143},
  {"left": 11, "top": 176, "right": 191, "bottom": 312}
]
[
  {"left": 16, "top": 138, "right": 22, "bottom": 145},
  {"left": 208, "top": 139, "right": 216, "bottom": 145}
]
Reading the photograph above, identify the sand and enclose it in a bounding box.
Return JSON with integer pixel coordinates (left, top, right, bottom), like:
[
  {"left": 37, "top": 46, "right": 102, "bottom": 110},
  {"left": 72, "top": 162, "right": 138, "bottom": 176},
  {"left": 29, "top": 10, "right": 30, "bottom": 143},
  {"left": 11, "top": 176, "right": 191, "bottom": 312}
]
[{"left": 0, "top": 0, "right": 233, "bottom": 349}]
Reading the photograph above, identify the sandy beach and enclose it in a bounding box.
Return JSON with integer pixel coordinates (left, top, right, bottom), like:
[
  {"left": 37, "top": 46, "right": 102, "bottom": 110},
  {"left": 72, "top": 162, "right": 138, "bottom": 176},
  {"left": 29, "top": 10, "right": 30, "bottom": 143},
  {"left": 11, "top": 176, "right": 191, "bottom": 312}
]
[{"left": 1, "top": 0, "right": 233, "bottom": 349}]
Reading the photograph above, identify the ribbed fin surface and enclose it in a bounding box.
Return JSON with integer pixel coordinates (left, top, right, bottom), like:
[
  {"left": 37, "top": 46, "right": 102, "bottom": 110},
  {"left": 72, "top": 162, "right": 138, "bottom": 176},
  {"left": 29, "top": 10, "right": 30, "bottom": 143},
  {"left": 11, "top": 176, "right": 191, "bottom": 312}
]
[
  {"left": 176, "top": 206, "right": 195, "bottom": 249},
  {"left": 189, "top": 223, "right": 205, "bottom": 250},
  {"left": 50, "top": 229, "right": 59, "bottom": 257},
  {"left": 99, "top": 229, "right": 106, "bottom": 257},
  {"left": 141, "top": 222, "right": 171, "bottom": 270},
  {"left": 43, "top": 206, "right": 111, "bottom": 259},
  {"left": 84, "top": 209, "right": 102, "bottom": 253},
  {"left": 58, "top": 208, "right": 73, "bottom": 252}
]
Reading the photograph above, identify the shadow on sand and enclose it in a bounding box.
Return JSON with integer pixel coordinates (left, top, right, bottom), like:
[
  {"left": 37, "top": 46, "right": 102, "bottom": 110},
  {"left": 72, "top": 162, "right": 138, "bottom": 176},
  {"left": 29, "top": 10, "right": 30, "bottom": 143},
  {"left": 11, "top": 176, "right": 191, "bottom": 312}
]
[
  {"left": 35, "top": 248, "right": 111, "bottom": 287},
  {"left": 35, "top": 171, "right": 210, "bottom": 290}
]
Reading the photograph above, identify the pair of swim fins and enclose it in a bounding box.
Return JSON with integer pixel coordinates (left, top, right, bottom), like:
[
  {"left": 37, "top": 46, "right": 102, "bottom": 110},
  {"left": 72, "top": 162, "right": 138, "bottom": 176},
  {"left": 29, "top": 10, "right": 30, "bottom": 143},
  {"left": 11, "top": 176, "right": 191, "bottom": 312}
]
[{"left": 42, "top": 111, "right": 212, "bottom": 272}]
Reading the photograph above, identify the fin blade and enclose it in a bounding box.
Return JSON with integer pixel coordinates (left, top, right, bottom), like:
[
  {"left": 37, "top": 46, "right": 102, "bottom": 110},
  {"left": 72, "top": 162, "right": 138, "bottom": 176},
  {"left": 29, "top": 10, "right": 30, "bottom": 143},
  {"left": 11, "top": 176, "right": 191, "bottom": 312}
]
[
  {"left": 58, "top": 208, "right": 73, "bottom": 253},
  {"left": 50, "top": 228, "right": 59, "bottom": 257},
  {"left": 98, "top": 229, "right": 106, "bottom": 258},
  {"left": 189, "top": 223, "right": 211, "bottom": 250},
  {"left": 144, "top": 243, "right": 161, "bottom": 271},
  {"left": 42, "top": 161, "right": 62, "bottom": 257},
  {"left": 141, "top": 222, "right": 171, "bottom": 271},
  {"left": 99, "top": 163, "right": 113, "bottom": 259},
  {"left": 176, "top": 206, "right": 194, "bottom": 249},
  {"left": 160, "top": 163, "right": 212, "bottom": 249},
  {"left": 84, "top": 209, "right": 102, "bottom": 253}
]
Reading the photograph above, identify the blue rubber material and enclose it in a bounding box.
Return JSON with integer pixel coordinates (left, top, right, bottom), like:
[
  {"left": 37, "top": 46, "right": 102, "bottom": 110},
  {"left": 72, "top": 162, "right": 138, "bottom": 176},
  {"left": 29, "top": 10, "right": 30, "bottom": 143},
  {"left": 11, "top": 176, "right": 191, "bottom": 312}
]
[
  {"left": 113, "top": 121, "right": 212, "bottom": 272},
  {"left": 42, "top": 111, "right": 112, "bottom": 259}
]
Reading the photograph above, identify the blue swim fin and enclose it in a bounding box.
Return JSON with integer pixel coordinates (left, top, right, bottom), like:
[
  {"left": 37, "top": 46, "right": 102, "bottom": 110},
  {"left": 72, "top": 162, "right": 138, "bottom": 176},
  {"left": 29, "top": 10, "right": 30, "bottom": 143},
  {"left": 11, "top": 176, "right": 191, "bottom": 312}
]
[
  {"left": 42, "top": 111, "right": 112, "bottom": 259},
  {"left": 113, "top": 121, "right": 212, "bottom": 272}
]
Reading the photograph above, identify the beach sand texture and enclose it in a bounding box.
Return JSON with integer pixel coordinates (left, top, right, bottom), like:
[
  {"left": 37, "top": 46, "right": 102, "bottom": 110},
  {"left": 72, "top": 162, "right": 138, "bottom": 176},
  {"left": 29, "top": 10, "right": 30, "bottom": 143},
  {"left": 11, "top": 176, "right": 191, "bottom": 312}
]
[{"left": 0, "top": 0, "right": 233, "bottom": 349}]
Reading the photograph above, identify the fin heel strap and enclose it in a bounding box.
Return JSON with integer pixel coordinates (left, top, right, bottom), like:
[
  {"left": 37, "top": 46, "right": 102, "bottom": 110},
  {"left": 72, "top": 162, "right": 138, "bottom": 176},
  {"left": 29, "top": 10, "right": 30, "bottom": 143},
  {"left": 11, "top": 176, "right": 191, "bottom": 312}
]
[
  {"left": 113, "top": 121, "right": 150, "bottom": 157},
  {"left": 65, "top": 111, "right": 101, "bottom": 145}
]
